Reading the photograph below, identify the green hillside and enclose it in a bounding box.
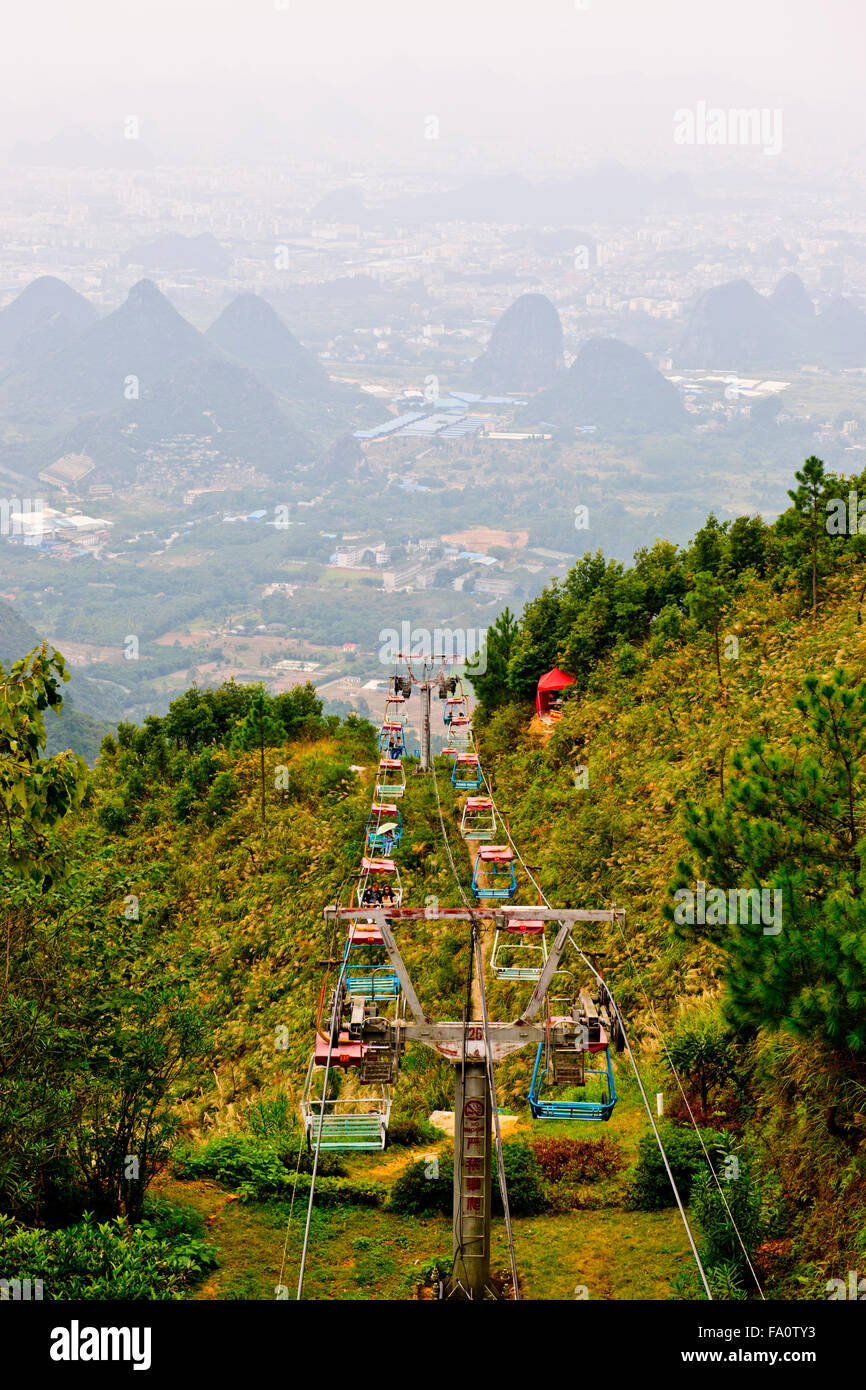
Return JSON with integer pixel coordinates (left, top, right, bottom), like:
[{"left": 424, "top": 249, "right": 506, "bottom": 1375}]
[{"left": 2, "top": 455, "right": 866, "bottom": 1300}]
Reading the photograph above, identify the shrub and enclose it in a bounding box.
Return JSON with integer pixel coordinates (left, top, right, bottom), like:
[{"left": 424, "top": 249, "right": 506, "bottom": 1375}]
[
  {"left": 665, "top": 1009, "right": 739, "bottom": 1114},
  {"left": 97, "top": 797, "right": 131, "bottom": 834},
  {"left": 388, "top": 1155, "right": 453, "bottom": 1216},
  {"left": 627, "top": 1123, "right": 725, "bottom": 1210},
  {"left": 530, "top": 1135, "right": 624, "bottom": 1184},
  {"left": 172, "top": 1134, "right": 356, "bottom": 1199},
  {"left": 203, "top": 771, "right": 239, "bottom": 825},
  {"left": 0, "top": 1212, "right": 216, "bottom": 1300},
  {"left": 387, "top": 1116, "right": 442, "bottom": 1147},
  {"left": 389, "top": 1140, "right": 547, "bottom": 1217}
]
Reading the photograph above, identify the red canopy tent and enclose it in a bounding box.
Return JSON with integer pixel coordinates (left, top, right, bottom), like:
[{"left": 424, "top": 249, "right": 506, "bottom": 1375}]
[{"left": 536, "top": 666, "right": 575, "bottom": 718}]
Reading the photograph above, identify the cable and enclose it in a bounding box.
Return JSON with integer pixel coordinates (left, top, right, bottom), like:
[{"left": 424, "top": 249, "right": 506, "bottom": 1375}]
[
  {"left": 612, "top": 917, "right": 765, "bottom": 1299},
  {"left": 296, "top": 932, "right": 351, "bottom": 1300},
  {"left": 478, "top": 766, "right": 714, "bottom": 1301},
  {"left": 277, "top": 1124, "right": 307, "bottom": 1295}
]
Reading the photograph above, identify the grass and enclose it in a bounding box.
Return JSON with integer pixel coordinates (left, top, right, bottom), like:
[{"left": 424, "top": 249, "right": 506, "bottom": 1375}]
[{"left": 155, "top": 1049, "right": 695, "bottom": 1301}]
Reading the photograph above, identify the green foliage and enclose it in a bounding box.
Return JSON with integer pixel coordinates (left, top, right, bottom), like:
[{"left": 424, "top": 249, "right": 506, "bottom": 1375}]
[
  {"left": 386, "top": 1116, "right": 442, "bottom": 1147},
  {"left": 389, "top": 1140, "right": 547, "bottom": 1216},
  {"left": 627, "top": 1123, "right": 724, "bottom": 1211},
  {"left": 171, "top": 1133, "right": 358, "bottom": 1198},
  {"left": 690, "top": 1152, "right": 765, "bottom": 1281},
  {"left": 0, "top": 643, "right": 87, "bottom": 883},
  {"left": 0, "top": 1212, "right": 216, "bottom": 1300},
  {"left": 467, "top": 607, "right": 519, "bottom": 717},
  {"left": 671, "top": 668, "right": 866, "bottom": 1057},
  {"left": 665, "top": 1009, "right": 739, "bottom": 1113}
]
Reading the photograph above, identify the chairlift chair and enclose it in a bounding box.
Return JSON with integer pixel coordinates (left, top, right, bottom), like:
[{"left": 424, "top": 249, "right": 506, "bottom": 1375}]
[
  {"left": 452, "top": 752, "right": 483, "bottom": 791},
  {"left": 528, "top": 985, "right": 618, "bottom": 1121},
  {"left": 356, "top": 855, "right": 403, "bottom": 910},
  {"left": 459, "top": 796, "right": 497, "bottom": 841},
  {"left": 375, "top": 758, "right": 406, "bottom": 800},
  {"left": 449, "top": 715, "right": 473, "bottom": 746},
  {"left": 471, "top": 845, "right": 516, "bottom": 899},
  {"left": 384, "top": 694, "right": 406, "bottom": 724},
  {"left": 365, "top": 801, "right": 402, "bottom": 854},
  {"left": 379, "top": 720, "right": 407, "bottom": 759},
  {"left": 490, "top": 917, "right": 549, "bottom": 980},
  {"left": 301, "top": 1054, "right": 392, "bottom": 1151},
  {"left": 443, "top": 694, "right": 469, "bottom": 726}
]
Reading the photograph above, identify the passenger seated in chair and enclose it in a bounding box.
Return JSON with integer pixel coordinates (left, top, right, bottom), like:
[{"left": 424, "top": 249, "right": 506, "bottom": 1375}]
[
  {"left": 388, "top": 735, "right": 400, "bottom": 758},
  {"left": 381, "top": 830, "right": 395, "bottom": 855},
  {"left": 361, "top": 885, "right": 377, "bottom": 907},
  {"left": 380, "top": 882, "right": 395, "bottom": 906}
]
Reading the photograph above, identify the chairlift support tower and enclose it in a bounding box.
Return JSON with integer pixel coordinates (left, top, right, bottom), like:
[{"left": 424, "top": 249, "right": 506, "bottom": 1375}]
[
  {"left": 396, "top": 653, "right": 460, "bottom": 773},
  {"left": 323, "top": 903, "right": 624, "bottom": 1298}
]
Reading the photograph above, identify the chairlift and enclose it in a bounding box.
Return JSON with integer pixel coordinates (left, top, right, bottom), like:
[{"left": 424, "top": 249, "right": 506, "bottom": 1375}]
[
  {"left": 379, "top": 720, "right": 406, "bottom": 759},
  {"left": 375, "top": 758, "right": 406, "bottom": 800},
  {"left": 452, "top": 752, "right": 483, "bottom": 791},
  {"left": 459, "top": 796, "right": 497, "bottom": 841},
  {"left": 443, "top": 694, "right": 469, "bottom": 725},
  {"left": 448, "top": 715, "right": 473, "bottom": 746},
  {"left": 490, "top": 917, "right": 549, "bottom": 980},
  {"left": 528, "top": 984, "right": 619, "bottom": 1122},
  {"left": 301, "top": 1054, "right": 392, "bottom": 1151},
  {"left": 471, "top": 845, "right": 516, "bottom": 899},
  {"left": 356, "top": 855, "right": 403, "bottom": 910},
  {"left": 365, "top": 801, "right": 402, "bottom": 854}
]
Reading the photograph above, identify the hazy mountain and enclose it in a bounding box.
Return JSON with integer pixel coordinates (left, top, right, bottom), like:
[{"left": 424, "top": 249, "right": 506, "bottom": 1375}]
[
  {"left": 379, "top": 164, "right": 698, "bottom": 227},
  {"left": 530, "top": 336, "right": 687, "bottom": 432},
  {"left": 310, "top": 186, "right": 368, "bottom": 223},
  {"left": 9, "top": 125, "right": 154, "bottom": 169},
  {"left": 310, "top": 165, "right": 697, "bottom": 230},
  {"left": 50, "top": 356, "right": 310, "bottom": 482},
  {"left": 473, "top": 293, "right": 564, "bottom": 392},
  {"left": 678, "top": 273, "right": 866, "bottom": 370},
  {"left": 677, "top": 279, "right": 780, "bottom": 369},
  {"left": 817, "top": 297, "right": 866, "bottom": 366},
  {"left": 0, "top": 276, "right": 97, "bottom": 371},
  {"left": 0, "top": 278, "right": 213, "bottom": 426},
  {"left": 122, "top": 232, "right": 231, "bottom": 275},
  {"left": 205, "top": 293, "right": 331, "bottom": 398},
  {"left": 769, "top": 272, "right": 815, "bottom": 322}
]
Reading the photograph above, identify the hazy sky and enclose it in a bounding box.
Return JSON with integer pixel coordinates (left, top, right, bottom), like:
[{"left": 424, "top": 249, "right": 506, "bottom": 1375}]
[{"left": 2, "top": 0, "right": 864, "bottom": 168}]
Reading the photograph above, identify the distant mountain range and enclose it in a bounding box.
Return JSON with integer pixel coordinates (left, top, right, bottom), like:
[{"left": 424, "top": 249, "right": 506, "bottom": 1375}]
[
  {"left": 473, "top": 293, "right": 564, "bottom": 392},
  {"left": 678, "top": 273, "right": 866, "bottom": 369},
  {"left": 0, "top": 278, "right": 370, "bottom": 483},
  {"left": 8, "top": 125, "right": 154, "bottom": 169},
  {"left": 205, "top": 293, "right": 333, "bottom": 398},
  {"left": 530, "top": 336, "right": 687, "bottom": 433},
  {"left": 0, "top": 276, "right": 97, "bottom": 373},
  {"left": 311, "top": 164, "right": 698, "bottom": 228},
  {"left": 121, "top": 232, "right": 232, "bottom": 276}
]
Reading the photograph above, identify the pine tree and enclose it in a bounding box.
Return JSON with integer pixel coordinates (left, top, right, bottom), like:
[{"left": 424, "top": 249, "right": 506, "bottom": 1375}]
[
  {"left": 685, "top": 571, "right": 730, "bottom": 703},
  {"left": 669, "top": 668, "right": 866, "bottom": 1063},
  {"left": 231, "top": 685, "right": 285, "bottom": 825},
  {"left": 466, "top": 607, "right": 519, "bottom": 715},
  {"left": 788, "top": 455, "right": 828, "bottom": 618}
]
